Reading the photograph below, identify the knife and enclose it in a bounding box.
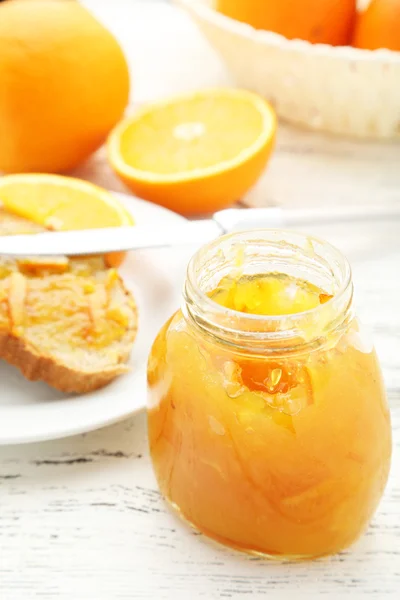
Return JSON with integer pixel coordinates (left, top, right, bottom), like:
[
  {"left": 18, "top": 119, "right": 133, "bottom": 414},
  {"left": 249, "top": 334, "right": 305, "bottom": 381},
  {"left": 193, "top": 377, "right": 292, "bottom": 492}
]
[{"left": 0, "top": 205, "right": 398, "bottom": 257}]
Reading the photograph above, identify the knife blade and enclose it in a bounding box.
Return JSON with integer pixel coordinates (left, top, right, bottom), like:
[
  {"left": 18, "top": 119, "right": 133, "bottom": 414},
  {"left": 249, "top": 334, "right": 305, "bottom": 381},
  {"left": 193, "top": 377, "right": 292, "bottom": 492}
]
[
  {"left": 0, "top": 220, "right": 223, "bottom": 258},
  {"left": 0, "top": 205, "right": 398, "bottom": 257}
]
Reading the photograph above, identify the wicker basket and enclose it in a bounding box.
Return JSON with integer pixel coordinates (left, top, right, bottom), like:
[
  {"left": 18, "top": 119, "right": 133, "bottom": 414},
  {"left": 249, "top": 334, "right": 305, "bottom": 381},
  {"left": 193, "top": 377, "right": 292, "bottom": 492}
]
[{"left": 176, "top": 0, "right": 400, "bottom": 139}]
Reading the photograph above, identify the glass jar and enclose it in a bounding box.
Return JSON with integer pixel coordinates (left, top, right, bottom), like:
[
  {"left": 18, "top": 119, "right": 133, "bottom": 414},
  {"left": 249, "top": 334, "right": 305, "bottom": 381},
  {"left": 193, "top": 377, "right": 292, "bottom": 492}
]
[{"left": 147, "top": 230, "right": 392, "bottom": 559}]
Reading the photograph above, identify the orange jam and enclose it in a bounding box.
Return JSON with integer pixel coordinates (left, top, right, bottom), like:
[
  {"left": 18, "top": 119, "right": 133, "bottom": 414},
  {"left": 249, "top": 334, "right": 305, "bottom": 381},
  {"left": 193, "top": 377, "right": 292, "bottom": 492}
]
[
  {"left": 147, "top": 233, "right": 392, "bottom": 559},
  {"left": 211, "top": 272, "right": 331, "bottom": 315}
]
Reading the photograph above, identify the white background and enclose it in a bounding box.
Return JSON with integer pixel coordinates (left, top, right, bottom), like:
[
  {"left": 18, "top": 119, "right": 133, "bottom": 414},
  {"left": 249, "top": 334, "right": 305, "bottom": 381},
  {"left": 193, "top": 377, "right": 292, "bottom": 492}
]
[{"left": 1, "top": 2, "right": 399, "bottom": 598}]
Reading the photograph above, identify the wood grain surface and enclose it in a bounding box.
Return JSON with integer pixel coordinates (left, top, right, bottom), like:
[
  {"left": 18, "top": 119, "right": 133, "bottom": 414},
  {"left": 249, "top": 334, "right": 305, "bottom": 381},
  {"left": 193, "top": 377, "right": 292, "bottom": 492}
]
[{"left": 1, "top": 2, "right": 399, "bottom": 598}]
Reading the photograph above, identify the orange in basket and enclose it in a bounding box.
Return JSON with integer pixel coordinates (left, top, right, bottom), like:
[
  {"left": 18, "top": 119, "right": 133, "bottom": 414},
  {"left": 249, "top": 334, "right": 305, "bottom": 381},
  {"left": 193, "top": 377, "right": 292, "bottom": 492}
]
[
  {"left": 352, "top": 0, "right": 400, "bottom": 51},
  {"left": 216, "top": 0, "right": 357, "bottom": 45}
]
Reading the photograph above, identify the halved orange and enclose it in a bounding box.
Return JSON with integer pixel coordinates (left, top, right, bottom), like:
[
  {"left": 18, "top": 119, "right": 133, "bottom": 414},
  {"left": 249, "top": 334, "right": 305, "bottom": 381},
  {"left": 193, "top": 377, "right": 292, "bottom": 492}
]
[
  {"left": 0, "top": 174, "right": 134, "bottom": 267},
  {"left": 107, "top": 89, "right": 276, "bottom": 215}
]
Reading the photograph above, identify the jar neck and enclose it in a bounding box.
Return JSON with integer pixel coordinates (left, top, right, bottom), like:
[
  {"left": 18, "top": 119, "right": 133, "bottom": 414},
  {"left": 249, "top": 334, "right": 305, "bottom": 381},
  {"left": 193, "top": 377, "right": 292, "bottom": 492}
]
[{"left": 182, "top": 229, "right": 354, "bottom": 355}]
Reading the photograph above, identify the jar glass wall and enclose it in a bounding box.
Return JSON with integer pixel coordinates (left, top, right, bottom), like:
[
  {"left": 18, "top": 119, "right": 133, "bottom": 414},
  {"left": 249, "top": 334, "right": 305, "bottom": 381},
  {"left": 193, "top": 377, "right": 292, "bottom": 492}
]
[{"left": 147, "top": 230, "right": 392, "bottom": 559}]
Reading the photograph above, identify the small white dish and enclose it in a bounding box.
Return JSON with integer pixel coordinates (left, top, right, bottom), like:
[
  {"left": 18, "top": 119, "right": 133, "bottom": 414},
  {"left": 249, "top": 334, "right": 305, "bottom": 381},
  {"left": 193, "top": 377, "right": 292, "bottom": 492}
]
[{"left": 0, "top": 194, "right": 192, "bottom": 445}]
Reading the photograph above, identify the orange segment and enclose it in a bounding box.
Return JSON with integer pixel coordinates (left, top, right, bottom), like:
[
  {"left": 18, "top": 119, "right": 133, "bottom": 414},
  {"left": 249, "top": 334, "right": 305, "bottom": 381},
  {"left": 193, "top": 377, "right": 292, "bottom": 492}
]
[
  {"left": 0, "top": 174, "right": 134, "bottom": 267},
  {"left": 108, "top": 89, "right": 276, "bottom": 215}
]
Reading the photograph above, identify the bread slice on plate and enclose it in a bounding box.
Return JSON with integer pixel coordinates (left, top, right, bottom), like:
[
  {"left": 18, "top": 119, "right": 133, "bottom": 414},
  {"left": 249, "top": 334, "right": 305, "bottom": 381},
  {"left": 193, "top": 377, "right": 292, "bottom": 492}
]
[{"left": 0, "top": 209, "right": 138, "bottom": 394}]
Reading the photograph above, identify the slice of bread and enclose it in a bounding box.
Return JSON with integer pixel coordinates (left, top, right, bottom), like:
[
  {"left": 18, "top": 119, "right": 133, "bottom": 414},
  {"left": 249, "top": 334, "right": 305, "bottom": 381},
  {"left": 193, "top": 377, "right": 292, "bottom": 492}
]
[{"left": 0, "top": 209, "right": 138, "bottom": 393}]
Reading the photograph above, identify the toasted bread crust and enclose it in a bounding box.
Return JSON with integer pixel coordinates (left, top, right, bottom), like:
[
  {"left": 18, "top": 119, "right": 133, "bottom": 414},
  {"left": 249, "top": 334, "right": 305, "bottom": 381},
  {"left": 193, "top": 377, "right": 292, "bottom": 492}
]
[{"left": 0, "top": 329, "right": 131, "bottom": 393}]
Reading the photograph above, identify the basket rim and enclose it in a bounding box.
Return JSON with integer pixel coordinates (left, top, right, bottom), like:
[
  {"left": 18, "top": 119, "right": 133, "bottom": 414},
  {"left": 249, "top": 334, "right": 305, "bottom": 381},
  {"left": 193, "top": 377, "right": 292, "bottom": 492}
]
[{"left": 177, "top": 0, "right": 400, "bottom": 64}]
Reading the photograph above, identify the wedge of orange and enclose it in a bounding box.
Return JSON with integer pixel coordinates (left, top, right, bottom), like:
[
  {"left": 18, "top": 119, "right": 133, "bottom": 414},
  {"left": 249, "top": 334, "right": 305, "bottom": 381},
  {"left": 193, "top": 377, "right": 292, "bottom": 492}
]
[
  {"left": 107, "top": 89, "right": 276, "bottom": 215},
  {"left": 0, "top": 174, "right": 134, "bottom": 267}
]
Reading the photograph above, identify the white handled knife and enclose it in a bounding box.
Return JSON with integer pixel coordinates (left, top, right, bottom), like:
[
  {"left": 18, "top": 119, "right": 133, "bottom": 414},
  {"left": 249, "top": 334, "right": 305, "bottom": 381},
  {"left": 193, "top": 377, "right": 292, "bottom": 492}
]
[{"left": 0, "top": 206, "right": 398, "bottom": 257}]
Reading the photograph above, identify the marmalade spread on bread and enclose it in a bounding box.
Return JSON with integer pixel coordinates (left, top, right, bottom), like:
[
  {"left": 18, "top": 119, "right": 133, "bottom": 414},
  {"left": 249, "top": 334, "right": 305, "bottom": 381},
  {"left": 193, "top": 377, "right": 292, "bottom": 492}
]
[
  {"left": 0, "top": 208, "right": 132, "bottom": 348},
  {"left": 0, "top": 207, "right": 137, "bottom": 392}
]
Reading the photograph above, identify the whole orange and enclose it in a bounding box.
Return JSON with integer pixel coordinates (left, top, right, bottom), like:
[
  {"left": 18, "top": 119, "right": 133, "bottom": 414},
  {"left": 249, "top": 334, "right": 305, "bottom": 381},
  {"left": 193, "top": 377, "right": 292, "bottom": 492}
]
[
  {"left": 216, "top": 0, "right": 357, "bottom": 45},
  {"left": 0, "top": 0, "right": 129, "bottom": 173},
  {"left": 352, "top": 0, "right": 400, "bottom": 51}
]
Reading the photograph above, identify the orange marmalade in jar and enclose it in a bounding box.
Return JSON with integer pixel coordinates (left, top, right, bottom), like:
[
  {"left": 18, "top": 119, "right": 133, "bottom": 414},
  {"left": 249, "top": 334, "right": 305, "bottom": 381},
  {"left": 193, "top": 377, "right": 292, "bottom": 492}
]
[{"left": 147, "top": 230, "right": 392, "bottom": 559}]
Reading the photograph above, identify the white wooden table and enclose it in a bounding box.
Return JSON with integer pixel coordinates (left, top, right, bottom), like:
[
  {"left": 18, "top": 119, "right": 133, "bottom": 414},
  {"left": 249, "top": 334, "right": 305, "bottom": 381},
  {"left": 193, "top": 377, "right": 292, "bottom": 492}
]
[{"left": 1, "top": 2, "right": 399, "bottom": 598}]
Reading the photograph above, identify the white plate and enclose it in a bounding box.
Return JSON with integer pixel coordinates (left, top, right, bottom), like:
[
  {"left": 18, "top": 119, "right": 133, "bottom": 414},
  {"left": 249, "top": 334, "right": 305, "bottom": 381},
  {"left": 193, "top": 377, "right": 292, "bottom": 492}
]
[{"left": 0, "top": 195, "right": 192, "bottom": 445}]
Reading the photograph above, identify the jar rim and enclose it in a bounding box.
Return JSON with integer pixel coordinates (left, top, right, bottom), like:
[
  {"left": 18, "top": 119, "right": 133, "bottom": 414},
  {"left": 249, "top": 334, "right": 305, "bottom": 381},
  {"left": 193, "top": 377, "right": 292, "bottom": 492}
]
[{"left": 183, "top": 228, "right": 353, "bottom": 352}]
